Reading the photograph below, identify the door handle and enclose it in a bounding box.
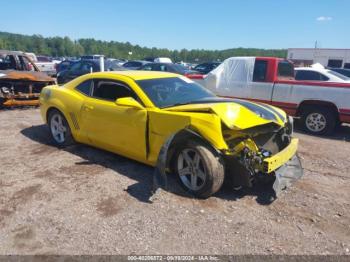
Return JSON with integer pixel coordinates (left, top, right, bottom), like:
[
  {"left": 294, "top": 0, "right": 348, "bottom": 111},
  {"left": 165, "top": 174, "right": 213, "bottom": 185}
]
[{"left": 83, "top": 105, "right": 94, "bottom": 111}]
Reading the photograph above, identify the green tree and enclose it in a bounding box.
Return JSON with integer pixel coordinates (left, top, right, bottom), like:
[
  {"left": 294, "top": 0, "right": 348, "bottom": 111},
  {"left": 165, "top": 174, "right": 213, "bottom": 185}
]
[{"left": 0, "top": 31, "right": 287, "bottom": 61}]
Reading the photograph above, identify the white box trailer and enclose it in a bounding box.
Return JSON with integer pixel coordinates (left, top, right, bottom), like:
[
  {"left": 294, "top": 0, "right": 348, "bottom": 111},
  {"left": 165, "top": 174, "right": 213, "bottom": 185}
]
[{"left": 287, "top": 48, "right": 350, "bottom": 68}]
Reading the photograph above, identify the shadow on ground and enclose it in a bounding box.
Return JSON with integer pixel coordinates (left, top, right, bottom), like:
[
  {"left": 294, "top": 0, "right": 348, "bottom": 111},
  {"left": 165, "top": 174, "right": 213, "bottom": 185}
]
[
  {"left": 21, "top": 124, "right": 277, "bottom": 205},
  {"left": 295, "top": 123, "right": 350, "bottom": 142}
]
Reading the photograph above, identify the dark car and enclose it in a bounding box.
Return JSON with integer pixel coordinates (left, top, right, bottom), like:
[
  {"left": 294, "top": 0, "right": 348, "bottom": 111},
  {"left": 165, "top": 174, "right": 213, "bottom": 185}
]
[
  {"left": 122, "top": 60, "right": 150, "bottom": 70},
  {"left": 328, "top": 68, "right": 350, "bottom": 78},
  {"left": 140, "top": 63, "right": 198, "bottom": 76},
  {"left": 56, "top": 60, "right": 78, "bottom": 74},
  {"left": 57, "top": 59, "right": 124, "bottom": 84},
  {"left": 193, "top": 62, "right": 221, "bottom": 74}
]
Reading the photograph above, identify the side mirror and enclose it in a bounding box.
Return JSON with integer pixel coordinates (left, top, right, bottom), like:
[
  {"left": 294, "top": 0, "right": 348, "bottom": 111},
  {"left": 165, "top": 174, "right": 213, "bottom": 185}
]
[{"left": 115, "top": 97, "right": 143, "bottom": 110}]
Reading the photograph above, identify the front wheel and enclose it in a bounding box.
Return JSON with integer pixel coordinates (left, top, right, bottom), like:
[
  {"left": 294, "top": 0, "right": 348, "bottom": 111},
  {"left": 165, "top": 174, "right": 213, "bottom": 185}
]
[
  {"left": 300, "top": 107, "right": 336, "bottom": 135},
  {"left": 48, "top": 109, "right": 74, "bottom": 146},
  {"left": 173, "top": 140, "right": 224, "bottom": 198}
]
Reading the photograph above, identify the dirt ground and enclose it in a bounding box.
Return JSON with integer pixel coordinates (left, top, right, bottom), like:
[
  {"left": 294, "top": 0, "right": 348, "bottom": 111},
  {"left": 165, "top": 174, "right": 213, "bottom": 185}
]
[{"left": 0, "top": 108, "right": 349, "bottom": 255}]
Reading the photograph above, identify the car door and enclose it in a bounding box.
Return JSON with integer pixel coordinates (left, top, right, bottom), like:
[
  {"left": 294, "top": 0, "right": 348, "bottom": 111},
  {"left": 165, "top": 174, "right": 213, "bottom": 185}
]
[{"left": 80, "top": 78, "right": 147, "bottom": 161}]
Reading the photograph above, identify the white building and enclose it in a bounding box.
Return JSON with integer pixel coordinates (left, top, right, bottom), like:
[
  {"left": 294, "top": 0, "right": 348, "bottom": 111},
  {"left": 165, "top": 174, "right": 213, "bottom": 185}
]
[{"left": 287, "top": 48, "right": 350, "bottom": 68}]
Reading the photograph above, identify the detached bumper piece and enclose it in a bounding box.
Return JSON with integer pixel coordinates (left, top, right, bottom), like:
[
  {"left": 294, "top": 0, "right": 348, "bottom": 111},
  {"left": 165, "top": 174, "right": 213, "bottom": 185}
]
[
  {"left": 225, "top": 137, "right": 303, "bottom": 197},
  {"left": 262, "top": 138, "right": 303, "bottom": 197},
  {"left": 263, "top": 138, "right": 299, "bottom": 173},
  {"left": 272, "top": 154, "right": 303, "bottom": 197}
]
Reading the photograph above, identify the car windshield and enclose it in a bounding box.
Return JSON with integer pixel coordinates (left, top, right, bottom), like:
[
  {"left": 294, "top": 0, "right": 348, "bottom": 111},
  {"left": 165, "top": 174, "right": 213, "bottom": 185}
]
[
  {"left": 37, "top": 56, "right": 52, "bottom": 62},
  {"left": 327, "top": 70, "right": 350, "bottom": 81},
  {"left": 171, "top": 64, "right": 188, "bottom": 73},
  {"left": 136, "top": 77, "right": 217, "bottom": 108}
]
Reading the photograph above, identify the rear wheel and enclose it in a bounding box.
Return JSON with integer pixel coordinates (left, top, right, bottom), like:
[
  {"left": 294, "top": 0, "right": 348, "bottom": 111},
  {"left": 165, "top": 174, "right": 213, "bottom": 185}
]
[
  {"left": 300, "top": 107, "right": 336, "bottom": 135},
  {"left": 48, "top": 109, "right": 74, "bottom": 146},
  {"left": 173, "top": 140, "right": 224, "bottom": 198}
]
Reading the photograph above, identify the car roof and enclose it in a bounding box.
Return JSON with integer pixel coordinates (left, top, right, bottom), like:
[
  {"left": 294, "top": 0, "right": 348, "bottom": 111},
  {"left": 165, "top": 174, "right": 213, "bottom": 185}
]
[
  {"left": 125, "top": 60, "right": 149, "bottom": 63},
  {"left": 0, "top": 50, "right": 26, "bottom": 56},
  {"left": 88, "top": 70, "right": 179, "bottom": 80},
  {"left": 147, "top": 62, "right": 174, "bottom": 65}
]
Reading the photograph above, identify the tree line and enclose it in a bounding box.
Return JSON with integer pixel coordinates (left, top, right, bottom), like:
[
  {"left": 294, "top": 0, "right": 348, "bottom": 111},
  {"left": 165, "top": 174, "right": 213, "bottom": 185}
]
[{"left": 0, "top": 31, "right": 287, "bottom": 62}]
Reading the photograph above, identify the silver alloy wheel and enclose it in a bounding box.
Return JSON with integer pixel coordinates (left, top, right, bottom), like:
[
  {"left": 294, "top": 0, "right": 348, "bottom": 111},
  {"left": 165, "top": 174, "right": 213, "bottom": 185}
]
[
  {"left": 50, "top": 113, "right": 67, "bottom": 143},
  {"left": 305, "top": 112, "right": 327, "bottom": 132},
  {"left": 177, "top": 148, "right": 207, "bottom": 191},
  {"left": 305, "top": 113, "right": 327, "bottom": 132}
]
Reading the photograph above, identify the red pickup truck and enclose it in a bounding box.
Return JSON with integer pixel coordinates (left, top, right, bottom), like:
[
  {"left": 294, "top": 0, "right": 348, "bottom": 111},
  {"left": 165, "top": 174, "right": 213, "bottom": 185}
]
[{"left": 190, "top": 57, "right": 350, "bottom": 135}]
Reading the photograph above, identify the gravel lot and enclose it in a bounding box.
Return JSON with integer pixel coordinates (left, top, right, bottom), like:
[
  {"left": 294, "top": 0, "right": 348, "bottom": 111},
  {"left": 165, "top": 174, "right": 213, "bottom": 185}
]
[{"left": 0, "top": 108, "right": 349, "bottom": 255}]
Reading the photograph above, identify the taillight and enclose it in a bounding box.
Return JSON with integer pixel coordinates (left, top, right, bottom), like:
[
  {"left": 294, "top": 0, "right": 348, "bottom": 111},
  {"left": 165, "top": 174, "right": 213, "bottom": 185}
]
[{"left": 185, "top": 74, "right": 205, "bottom": 79}]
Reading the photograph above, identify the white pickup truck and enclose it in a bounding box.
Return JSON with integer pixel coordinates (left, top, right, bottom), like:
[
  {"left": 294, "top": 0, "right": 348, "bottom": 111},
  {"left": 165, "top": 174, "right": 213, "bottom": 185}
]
[
  {"left": 35, "top": 56, "right": 59, "bottom": 76},
  {"left": 189, "top": 57, "right": 350, "bottom": 135},
  {"left": 25, "top": 53, "right": 58, "bottom": 76}
]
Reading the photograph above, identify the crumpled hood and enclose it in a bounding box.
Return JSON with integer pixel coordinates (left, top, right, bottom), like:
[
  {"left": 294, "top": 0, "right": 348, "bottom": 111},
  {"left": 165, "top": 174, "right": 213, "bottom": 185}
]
[
  {"left": 164, "top": 99, "right": 287, "bottom": 130},
  {"left": 0, "top": 70, "right": 54, "bottom": 82}
]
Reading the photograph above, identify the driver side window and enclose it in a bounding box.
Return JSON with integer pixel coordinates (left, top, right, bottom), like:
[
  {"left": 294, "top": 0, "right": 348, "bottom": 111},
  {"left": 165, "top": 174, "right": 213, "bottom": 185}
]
[{"left": 92, "top": 79, "right": 138, "bottom": 102}]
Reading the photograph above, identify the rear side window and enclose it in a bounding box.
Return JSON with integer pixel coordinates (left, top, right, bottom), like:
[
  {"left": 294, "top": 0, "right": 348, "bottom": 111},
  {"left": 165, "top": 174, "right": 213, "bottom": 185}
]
[
  {"left": 142, "top": 64, "right": 152, "bottom": 70},
  {"left": 151, "top": 64, "right": 162, "bottom": 71},
  {"left": 278, "top": 61, "right": 294, "bottom": 79},
  {"left": 295, "top": 70, "right": 329, "bottom": 81},
  {"left": 76, "top": 80, "right": 92, "bottom": 96},
  {"left": 253, "top": 60, "right": 267, "bottom": 82},
  {"left": 92, "top": 80, "right": 137, "bottom": 101},
  {"left": 123, "top": 61, "right": 141, "bottom": 68}
]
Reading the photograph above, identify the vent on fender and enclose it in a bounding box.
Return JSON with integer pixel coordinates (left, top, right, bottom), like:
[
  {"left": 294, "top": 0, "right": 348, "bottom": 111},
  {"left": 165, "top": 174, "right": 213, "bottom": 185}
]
[{"left": 69, "top": 112, "right": 80, "bottom": 130}]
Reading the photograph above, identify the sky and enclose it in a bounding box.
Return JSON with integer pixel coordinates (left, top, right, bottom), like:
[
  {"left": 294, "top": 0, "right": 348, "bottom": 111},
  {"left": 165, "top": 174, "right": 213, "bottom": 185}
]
[{"left": 1, "top": 0, "right": 349, "bottom": 50}]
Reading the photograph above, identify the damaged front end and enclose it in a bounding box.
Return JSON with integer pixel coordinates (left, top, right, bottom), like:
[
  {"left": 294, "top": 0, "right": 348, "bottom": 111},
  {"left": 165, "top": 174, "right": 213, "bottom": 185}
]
[
  {"left": 153, "top": 99, "right": 303, "bottom": 198},
  {"left": 0, "top": 71, "right": 55, "bottom": 107},
  {"left": 223, "top": 116, "right": 303, "bottom": 197}
]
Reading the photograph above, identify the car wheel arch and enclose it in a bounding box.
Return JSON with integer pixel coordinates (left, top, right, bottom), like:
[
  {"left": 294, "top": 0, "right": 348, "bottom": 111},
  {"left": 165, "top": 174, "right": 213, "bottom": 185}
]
[
  {"left": 46, "top": 106, "right": 77, "bottom": 135},
  {"left": 296, "top": 100, "right": 339, "bottom": 135},
  {"left": 166, "top": 128, "right": 220, "bottom": 168},
  {"left": 46, "top": 106, "right": 66, "bottom": 123},
  {"left": 153, "top": 127, "right": 221, "bottom": 190},
  {"left": 296, "top": 100, "right": 339, "bottom": 117}
]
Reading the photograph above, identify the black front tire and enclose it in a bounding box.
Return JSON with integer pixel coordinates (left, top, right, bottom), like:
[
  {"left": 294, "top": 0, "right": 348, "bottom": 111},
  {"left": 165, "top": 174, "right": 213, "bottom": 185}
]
[{"left": 173, "top": 140, "right": 225, "bottom": 199}]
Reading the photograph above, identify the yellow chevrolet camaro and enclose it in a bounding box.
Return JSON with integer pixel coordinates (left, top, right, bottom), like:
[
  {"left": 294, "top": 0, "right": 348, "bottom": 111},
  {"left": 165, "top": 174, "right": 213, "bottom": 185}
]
[{"left": 40, "top": 71, "right": 302, "bottom": 198}]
